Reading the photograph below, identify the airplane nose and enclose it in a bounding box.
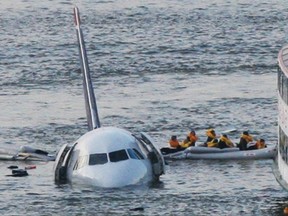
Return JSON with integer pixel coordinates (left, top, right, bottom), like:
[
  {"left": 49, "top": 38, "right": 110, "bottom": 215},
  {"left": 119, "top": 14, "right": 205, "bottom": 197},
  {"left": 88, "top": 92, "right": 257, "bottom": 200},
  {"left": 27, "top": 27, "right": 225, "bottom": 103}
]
[
  {"left": 103, "top": 162, "right": 150, "bottom": 187},
  {"left": 77, "top": 160, "right": 151, "bottom": 188}
]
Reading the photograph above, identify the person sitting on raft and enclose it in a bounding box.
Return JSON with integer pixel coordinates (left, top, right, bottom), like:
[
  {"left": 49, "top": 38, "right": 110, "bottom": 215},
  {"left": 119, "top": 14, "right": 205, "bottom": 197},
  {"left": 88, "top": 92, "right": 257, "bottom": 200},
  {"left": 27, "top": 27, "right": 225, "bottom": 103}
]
[
  {"left": 180, "top": 136, "right": 193, "bottom": 148},
  {"left": 207, "top": 138, "right": 219, "bottom": 148},
  {"left": 187, "top": 130, "right": 198, "bottom": 146},
  {"left": 247, "top": 138, "right": 267, "bottom": 150},
  {"left": 204, "top": 129, "right": 217, "bottom": 147},
  {"left": 238, "top": 131, "right": 254, "bottom": 150},
  {"left": 256, "top": 138, "right": 267, "bottom": 149},
  {"left": 169, "top": 135, "right": 181, "bottom": 149},
  {"left": 161, "top": 135, "right": 183, "bottom": 155},
  {"left": 218, "top": 134, "right": 234, "bottom": 149}
]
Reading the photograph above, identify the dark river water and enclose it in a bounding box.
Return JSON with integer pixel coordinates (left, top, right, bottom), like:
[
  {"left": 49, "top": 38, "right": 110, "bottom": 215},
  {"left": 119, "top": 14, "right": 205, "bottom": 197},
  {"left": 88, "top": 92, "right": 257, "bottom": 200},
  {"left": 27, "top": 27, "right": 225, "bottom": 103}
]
[{"left": 1, "top": 0, "right": 288, "bottom": 215}]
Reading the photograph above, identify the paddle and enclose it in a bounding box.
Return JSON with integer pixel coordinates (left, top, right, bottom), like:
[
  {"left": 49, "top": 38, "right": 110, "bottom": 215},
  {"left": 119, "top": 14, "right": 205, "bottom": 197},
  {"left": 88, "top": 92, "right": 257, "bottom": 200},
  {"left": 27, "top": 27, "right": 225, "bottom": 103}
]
[{"left": 221, "top": 128, "right": 237, "bottom": 134}]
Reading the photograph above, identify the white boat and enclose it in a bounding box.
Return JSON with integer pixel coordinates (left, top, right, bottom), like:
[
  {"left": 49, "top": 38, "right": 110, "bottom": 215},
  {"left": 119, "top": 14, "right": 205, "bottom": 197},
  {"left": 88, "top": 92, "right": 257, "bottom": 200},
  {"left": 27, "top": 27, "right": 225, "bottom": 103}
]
[
  {"left": 272, "top": 45, "right": 288, "bottom": 190},
  {"left": 162, "top": 146, "right": 276, "bottom": 160}
]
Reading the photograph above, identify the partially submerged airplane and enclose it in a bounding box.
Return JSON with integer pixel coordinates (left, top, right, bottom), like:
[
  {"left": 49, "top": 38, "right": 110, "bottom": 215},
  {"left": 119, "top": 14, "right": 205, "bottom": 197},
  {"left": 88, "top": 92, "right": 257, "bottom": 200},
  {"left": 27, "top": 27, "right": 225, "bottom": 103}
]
[{"left": 53, "top": 7, "right": 165, "bottom": 188}]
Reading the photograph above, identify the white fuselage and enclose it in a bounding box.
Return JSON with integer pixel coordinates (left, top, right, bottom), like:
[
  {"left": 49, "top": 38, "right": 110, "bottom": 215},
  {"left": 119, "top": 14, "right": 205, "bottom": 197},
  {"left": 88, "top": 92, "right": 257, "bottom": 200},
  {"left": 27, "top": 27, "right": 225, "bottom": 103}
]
[{"left": 65, "top": 127, "right": 154, "bottom": 188}]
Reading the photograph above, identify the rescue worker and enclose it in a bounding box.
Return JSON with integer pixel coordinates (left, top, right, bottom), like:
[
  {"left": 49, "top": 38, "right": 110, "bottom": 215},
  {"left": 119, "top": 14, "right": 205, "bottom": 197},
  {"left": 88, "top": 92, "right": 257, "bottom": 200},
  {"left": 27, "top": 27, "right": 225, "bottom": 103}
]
[
  {"left": 204, "top": 129, "right": 217, "bottom": 147},
  {"left": 169, "top": 135, "right": 181, "bottom": 149},
  {"left": 188, "top": 130, "right": 198, "bottom": 146},
  {"left": 218, "top": 134, "right": 234, "bottom": 149},
  {"left": 238, "top": 131, "right": 253, "bottom": 150}
]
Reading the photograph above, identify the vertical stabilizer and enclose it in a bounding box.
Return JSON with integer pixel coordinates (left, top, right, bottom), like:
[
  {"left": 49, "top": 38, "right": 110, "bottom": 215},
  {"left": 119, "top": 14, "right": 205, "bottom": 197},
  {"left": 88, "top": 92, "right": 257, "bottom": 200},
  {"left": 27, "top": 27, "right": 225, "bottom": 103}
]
[{"left": 74, "top": 7, "right": 101, "bottom": 130}]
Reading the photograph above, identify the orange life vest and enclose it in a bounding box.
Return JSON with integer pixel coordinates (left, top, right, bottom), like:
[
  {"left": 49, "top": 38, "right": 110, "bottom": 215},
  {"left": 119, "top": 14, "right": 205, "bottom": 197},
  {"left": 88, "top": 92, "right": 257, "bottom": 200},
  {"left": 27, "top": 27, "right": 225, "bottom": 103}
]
[
  {"left": 256, "top": 140, "right": 265, "bottom": 149},
  {"left": 169, "top": 139, "right": 180, "bottom": 148},
  {"left": 188, "top": 133, "right": 198, "bottom": 144}
]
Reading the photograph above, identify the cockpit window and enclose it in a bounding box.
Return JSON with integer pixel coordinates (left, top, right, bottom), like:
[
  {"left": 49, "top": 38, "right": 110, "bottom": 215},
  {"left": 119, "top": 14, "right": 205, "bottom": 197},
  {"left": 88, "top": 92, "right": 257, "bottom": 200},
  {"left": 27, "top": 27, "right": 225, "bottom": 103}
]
[
  {"left": 127, "top": 149, "right": 139, "bottom": 159},
  {"left": 89, "top": 153, "right": 108, "bottom": 165},
  {"left": 127, "top": 148, "right": 145, "bottom": 160},
  {"left": 109, "top": 149, "right": 129, "bottom": 162},
  {"left": 133, "top": 148, "right": 145, "bottom": 159}
]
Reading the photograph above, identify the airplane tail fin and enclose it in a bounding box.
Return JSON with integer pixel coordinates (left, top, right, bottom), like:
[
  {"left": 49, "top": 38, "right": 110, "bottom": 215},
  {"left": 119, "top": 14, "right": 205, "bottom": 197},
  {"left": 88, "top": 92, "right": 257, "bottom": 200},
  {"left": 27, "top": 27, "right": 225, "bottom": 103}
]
[{"left": 73, "top": 7, "right": 101, "bottom": 130}]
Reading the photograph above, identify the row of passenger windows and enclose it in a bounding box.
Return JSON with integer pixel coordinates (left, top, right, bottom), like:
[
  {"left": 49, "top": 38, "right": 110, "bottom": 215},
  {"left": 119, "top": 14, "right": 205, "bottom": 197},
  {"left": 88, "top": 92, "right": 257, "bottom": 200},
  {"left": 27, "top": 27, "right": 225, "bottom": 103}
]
[
  {"left": 278, "top": 67, "right": 288, "bottom": 104},
  {"left": 73, "top": 148, "right": 145, "bottom": 170}
]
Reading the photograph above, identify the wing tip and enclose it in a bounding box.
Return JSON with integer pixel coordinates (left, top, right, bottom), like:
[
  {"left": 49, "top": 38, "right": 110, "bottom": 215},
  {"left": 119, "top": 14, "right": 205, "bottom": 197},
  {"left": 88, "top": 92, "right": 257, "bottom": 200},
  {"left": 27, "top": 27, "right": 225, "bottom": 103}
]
[{"left": 73, "top": 6, "right": 80, "bottom": 27}]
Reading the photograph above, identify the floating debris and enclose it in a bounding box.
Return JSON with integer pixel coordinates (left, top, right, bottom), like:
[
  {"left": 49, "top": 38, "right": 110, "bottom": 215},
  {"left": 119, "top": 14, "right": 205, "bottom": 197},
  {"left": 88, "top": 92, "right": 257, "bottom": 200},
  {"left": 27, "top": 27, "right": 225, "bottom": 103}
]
[
  {"left": 25, "top": 165, "right": 36, "bottom": 170},
  {"left": 129, "top": 207, "right": 144, "bottom": 211},
  {"left": 6, "top": 169, "right": 28, "bottom": 177},
  {"left": 7, "top": 165, "right": 18, "bottom": 169}
]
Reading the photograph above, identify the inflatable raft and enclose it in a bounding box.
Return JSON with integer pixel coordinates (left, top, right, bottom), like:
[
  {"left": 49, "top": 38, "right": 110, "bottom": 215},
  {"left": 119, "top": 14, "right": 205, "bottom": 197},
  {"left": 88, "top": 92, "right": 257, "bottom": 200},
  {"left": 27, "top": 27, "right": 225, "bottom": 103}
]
[
  {"left": 0, "top": 153, "right": 55, "bottom": 161},
  {"left": 0, "top": 146, "right": 55, "bottom": 161},
  {"left": 161, "top": 146, "right": 277, "bottom": 160}
]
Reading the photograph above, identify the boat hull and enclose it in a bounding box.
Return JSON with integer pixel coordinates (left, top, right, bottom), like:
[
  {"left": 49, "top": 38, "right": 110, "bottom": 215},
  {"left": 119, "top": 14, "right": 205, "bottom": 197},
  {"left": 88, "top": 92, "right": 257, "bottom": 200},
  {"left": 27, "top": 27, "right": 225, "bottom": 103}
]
[
  {"left": 163, "top": 146, "right": 276, "bottom": 160},
  {"left": 272, "top": 155, "right": 288, "bottom": 191}
]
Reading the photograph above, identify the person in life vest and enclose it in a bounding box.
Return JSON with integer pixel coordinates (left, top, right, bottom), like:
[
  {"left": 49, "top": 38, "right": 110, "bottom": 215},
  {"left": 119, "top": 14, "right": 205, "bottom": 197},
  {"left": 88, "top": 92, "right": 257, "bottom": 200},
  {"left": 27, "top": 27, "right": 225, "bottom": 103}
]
[
  {"left": 188, "top": 130, "right": 198, "bottom": 146},
  {"left": 204, "top": 129, "right": 217, "bottom": 147},
  {"left": 161, "top": 135, "right": 183, "bottom": 155},
  {"left": 207, "top": 138, "right": 218, "bottom": 148},
  {"left": 255, "top": 138, "right": 267, "bottom": 149},
  {"left": 218, "top": 134, "right": 234, "bottom": 149},
  {"left": 169, "top": 135, "right": 181, "bottom": 149},
  {"left": 238, "top": 131, "right": 254, "bottom": 150},
  {"left": 180, "top": 136, "right": 192, "bottom": 148}
]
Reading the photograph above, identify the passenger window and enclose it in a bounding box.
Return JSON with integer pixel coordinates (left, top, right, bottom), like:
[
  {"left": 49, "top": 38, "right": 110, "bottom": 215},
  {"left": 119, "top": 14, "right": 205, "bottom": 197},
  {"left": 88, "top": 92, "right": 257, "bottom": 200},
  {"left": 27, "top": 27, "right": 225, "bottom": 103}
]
[
  {"left": 109, "top": 150, "right": 129, "bottom": 162},
  {"left": 89, "top": 153, "right": 108, "bottom": 165}
]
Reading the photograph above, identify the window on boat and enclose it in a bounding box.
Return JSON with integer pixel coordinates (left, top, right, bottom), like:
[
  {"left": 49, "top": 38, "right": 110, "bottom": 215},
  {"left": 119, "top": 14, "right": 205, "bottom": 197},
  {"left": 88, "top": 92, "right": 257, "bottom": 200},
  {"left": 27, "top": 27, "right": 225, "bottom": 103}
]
[
  {"left": 109, "top": 149, "right": 129, "bottom": 162},
  {"left": 89, "top": 153, "right": 108, "bottom": 165}
]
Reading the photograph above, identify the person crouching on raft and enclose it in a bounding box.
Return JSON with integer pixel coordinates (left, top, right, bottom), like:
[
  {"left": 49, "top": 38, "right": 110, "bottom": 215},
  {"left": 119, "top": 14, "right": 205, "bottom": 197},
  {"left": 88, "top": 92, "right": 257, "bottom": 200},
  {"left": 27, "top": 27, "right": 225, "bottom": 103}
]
[
  {"left": 218, "top": 134, "right": 234, "bottom": 149},
  {"left": 238, "top": 131, "right": 253, "bottom": 150},
  {"left": 187, "top": 130, "right": 198, "bottom": 146}
]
